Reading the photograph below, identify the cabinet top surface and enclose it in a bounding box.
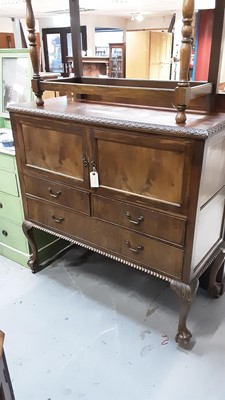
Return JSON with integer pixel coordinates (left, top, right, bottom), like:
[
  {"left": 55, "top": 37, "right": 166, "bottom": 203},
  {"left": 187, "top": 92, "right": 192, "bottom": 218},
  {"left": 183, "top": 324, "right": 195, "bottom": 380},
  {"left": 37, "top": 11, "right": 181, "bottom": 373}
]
[{"left": 8, "top": 96, "right": 225, "bottom": 138}]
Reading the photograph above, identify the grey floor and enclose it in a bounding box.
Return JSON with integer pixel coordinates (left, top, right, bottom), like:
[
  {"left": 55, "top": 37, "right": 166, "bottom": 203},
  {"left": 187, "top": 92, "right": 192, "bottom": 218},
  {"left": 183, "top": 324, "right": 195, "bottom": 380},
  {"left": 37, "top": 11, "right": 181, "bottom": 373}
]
[{"left": 1, "top": 246, "right": 225, "bottom": 400}]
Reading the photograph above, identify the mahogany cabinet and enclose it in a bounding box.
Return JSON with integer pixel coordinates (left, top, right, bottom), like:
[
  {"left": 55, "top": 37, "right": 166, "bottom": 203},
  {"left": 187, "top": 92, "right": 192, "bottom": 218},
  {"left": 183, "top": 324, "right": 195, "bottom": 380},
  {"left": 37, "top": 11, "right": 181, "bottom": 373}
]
[
  {"left": 8, "top": 96, "right": 225, "bottom": 346},
  {"left": 108, "top": 43, "right": 125, "bottom": 78},
  {"left": 67, "top": 56, "right": 109, "bottom": 77}
]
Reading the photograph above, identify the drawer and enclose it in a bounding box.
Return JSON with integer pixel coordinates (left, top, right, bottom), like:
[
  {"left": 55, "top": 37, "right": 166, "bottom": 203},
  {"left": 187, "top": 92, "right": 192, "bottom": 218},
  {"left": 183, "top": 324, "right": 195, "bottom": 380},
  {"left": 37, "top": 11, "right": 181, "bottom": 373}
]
[
  {"left": 24, "top": 175, "right": 90, "bottom": 215},
  {"left": 0, "top": 152, "right": 15, "bottom": 171},
  {"left": 0, "top": 192, "right": 23, "bottom": 223},
  {"left": 92, "top": 195, "right": 186, "bottom": 246},
  {"left": 26, "top": 198, "right": 183, "bottom": 280},
  {"left": 120, "top": 230, "right": 183, "bottom": 279},
  {"left": 0, "top": 170, "right": 19, "bottom": 196},
  {"left": 0, "top": 219, "right": 28, "bottom": 252}
]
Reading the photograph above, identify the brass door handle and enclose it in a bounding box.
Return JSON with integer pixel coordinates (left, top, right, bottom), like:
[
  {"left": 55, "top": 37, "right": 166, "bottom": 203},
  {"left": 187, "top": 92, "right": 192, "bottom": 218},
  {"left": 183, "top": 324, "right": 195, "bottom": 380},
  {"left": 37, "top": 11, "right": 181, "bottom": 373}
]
[
  {"left": 83, "top": 155, "right": 88, "bottom": 167},
  {"left": 125, "top": 211, "right": 144, "bottom": 225},
  {"left": 48, "top": 187, "right": 61, "bottom": 198},
  {"left": 51, "top": 214, "right": 64, "bottom": 223},
  {"left": 125, "top": 240, "right": 144, "bottom": 253}
]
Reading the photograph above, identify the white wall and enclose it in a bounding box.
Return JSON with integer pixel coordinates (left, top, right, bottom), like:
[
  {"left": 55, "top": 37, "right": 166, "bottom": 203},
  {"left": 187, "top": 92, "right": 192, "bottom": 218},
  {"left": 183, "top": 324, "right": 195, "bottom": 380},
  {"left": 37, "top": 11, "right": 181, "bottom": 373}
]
[
  {"left": 38, "top": 16, "right": 70, "bottom": 29},
  {"left": 0, "top": 18, "right": 14, "bottom": 32},
  {"left": 126, "top": 15, "right": 172, "bottom": 31}
]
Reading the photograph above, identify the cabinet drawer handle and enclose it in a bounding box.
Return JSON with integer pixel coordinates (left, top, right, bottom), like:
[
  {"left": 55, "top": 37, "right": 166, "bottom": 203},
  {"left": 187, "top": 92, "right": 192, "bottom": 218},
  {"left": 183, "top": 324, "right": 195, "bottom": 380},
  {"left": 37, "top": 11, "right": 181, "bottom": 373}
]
[
  {"left": 125, "top": 240, "right": 144, "bottom": 253},
  {"left": 83, "top": 155, "right": 88, "bottom": 167},
  {"left": 51, "top": 214, "right": 64, "bottom": 223},
  {"left": 125, "top": 211, "right": 144, "bottom": 225},
  {"left": 2, "top": 230, "right": 8, "bottom": 237},
  {"left": 0, "top": 202, "right": 3, "bottom": 208},
  {"left": 48, "top": 187, "right": 61, "bottom": 198}
]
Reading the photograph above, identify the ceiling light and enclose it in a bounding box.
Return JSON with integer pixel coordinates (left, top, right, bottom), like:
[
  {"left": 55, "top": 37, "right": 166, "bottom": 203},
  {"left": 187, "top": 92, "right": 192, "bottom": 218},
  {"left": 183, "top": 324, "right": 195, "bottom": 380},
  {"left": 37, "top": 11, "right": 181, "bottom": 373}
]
[
  {"left": 135, "top": 13, "right": 144, "bottom": 22},
  {"left": 130, "top": 12, "right": 144, "bottom": 22}
]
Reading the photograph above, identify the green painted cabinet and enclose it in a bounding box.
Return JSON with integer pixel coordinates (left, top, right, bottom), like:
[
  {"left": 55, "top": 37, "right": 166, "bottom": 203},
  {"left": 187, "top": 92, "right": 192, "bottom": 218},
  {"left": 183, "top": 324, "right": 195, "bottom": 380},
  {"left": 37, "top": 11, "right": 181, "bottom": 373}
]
[{"left": 0, "top": 127, "right": 69, "bottom": 267}]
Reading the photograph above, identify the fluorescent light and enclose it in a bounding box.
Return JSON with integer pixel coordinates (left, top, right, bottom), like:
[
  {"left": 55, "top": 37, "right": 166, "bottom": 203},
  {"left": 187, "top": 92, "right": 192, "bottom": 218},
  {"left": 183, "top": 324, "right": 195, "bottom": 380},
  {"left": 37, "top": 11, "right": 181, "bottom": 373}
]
[
  {"left": 131, "top": 12, "right": 144, "bottom": 22},
  {"left": 135, "top": 13, "right": 144, "bottom": 22}
]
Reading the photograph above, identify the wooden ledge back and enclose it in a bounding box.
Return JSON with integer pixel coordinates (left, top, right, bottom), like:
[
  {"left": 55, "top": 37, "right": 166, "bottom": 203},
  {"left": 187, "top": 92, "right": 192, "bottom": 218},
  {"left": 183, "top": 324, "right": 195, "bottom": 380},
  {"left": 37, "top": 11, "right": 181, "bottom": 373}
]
[{"left": 25, "top": 0, "right": 201, "bottom": 124}]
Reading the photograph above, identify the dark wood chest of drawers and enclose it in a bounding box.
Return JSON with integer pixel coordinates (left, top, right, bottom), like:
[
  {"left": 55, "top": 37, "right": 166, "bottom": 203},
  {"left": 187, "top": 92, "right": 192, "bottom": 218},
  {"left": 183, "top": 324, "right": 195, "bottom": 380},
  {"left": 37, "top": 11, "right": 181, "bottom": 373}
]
[{"left": 9, "top": 97, "right": 225, "bottom": 346}]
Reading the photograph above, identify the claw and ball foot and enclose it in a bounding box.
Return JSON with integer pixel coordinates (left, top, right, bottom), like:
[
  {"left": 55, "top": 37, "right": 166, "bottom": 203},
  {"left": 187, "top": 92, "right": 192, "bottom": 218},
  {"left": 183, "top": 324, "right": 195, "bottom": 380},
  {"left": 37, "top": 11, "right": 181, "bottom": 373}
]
[{"left": 170, "top": 278, "right": 199, "bottom": 346}]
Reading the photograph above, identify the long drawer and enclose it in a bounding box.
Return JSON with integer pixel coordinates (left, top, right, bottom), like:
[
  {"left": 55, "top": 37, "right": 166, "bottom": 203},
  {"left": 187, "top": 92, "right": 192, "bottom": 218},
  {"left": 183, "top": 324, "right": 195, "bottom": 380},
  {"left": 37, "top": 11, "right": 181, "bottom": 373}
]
[
  {"left": 92, "top": 195, "right": 186, "bottom": 246},
  {"left": 24, "top": 174, "right": 90, "bottom": 215},
  {"left": 26, "top": 197, "right": 184, "bottom": 279}
]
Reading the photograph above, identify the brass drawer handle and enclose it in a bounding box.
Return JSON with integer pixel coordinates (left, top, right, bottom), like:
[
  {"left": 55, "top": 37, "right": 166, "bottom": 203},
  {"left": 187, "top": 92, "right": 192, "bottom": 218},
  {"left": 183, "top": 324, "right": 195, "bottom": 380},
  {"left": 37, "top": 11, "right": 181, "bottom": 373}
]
[
  {"left": 125, "top": 240, "right": 144, "bottom": 253},
  {"left": 51, "top": 214, "right": 64, "bottom": 223},
  {"left": 125, "top": 211, "right": 144, "bottom": 225},
  {"left": 48, "top": 187, "right": 61, "bottom": 198},
  {"left": 0, "top": 202, "right": 3, "bottom": 208},
  {"left": 83, "top": 155, "right": 88, "bottom": 167},
  {"left": 2, "top": 230, "right": 8, "bottom": 237}
]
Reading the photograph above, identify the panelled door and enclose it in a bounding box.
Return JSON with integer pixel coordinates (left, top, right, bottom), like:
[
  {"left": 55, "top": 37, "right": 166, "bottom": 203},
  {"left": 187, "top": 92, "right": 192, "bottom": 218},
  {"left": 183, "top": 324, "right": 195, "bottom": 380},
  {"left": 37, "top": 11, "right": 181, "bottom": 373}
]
[{"left": 149, "top": 32, "right": 172, "bottom": 80}]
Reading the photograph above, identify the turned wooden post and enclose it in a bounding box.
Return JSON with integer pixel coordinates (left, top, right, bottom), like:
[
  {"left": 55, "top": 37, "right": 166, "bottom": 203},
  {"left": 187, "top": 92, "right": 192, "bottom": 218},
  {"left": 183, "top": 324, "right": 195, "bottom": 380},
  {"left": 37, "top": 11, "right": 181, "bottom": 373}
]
[
  {"left": 69, "top": 0, "right": 83, "bottom": 77},
  {"left": 175, "top": 0, "right": 194, "bottom": 124},
  {"left": 26, "top": 0, "right": 44, "bottom": 106}
]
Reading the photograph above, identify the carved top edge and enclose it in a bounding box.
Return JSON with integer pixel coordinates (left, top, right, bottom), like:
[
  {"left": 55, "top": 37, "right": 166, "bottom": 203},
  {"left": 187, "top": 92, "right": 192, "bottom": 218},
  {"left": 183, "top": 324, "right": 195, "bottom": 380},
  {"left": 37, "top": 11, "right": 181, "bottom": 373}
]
[{"left": 7, "top": 103, "right": 225, "bottom": 138}]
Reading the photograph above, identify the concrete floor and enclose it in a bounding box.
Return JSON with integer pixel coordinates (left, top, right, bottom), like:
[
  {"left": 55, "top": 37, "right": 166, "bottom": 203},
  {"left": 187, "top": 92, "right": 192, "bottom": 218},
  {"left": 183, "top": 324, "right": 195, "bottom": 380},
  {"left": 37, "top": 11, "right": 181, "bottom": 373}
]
[{"left": 1, "top": 246, "right": 225, "bottom": 400}]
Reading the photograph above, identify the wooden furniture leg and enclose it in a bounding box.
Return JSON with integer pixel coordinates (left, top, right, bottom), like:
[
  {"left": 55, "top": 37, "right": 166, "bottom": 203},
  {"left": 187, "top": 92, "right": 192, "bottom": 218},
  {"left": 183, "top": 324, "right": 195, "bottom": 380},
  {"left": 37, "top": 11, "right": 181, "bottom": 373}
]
[
  {"left": 208, "top": 242, "right": 225, "bottom": 298},
  {"left": 170, "top": 278, "right": 199, "bottom": 346},
  {"left": 22, "top": 220, "right": 39, "bottom": 273}
]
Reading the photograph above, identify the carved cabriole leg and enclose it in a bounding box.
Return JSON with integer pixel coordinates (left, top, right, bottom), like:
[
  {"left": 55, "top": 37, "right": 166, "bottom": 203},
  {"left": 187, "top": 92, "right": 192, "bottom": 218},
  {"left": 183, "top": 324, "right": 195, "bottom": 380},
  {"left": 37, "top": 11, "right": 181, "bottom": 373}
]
[
  {"left": 22, "top": 221, "right": 39, "bottom": 273},
  {"left": 208, "top": 242, "right": 225, "bottom": 298},
  {"left": 170, "top": 278, "right": 199, "bottom": 346},
  {"left": 25, "top": 0, "right": 44, "bottom": 106},
  {"left": 175, "top": 0, "right": 194, "bottom": 124}
]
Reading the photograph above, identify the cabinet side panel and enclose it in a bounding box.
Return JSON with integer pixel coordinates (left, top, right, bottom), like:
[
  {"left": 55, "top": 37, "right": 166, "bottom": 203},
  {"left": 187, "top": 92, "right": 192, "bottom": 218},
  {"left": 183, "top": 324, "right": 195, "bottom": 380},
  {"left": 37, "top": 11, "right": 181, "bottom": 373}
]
[
  {"left": 198, "top": 132, "right": 225, "bottom": 207},
  {"left": 192, "top": 188, "right": 225, "bottom": 272}
]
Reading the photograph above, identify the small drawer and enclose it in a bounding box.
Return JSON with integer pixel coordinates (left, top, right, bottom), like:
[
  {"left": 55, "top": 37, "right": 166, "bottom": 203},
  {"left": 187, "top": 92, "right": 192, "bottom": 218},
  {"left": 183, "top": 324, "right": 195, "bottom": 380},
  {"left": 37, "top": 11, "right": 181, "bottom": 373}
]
[
  {"left": 24, "top": 174, "right": 90, "bottom": 215},
  {"left": 0, "top": 192, "right": 23, "bottom": 223},
  {"left": 0, "top": 152, "right": 15, "bottom": 171},
  {"left": 26, "top": 197, "right": 90, "bottom": 241},
  {"left": 92, "top": 195, "right": 186, "bottom": 246},
  {"left": 0, "top": 219, "right": 28, "bottom": 252},
  {"left": 0, "top": 170, "right": 19, "bottom": 196}
]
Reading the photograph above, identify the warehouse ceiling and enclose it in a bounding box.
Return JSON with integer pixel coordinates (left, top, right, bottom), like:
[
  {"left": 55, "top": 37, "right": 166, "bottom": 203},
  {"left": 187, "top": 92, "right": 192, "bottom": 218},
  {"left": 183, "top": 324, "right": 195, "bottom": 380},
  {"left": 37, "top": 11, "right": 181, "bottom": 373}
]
[{"left": 0, "top": 0, "right": 215, "bottom": 19}]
